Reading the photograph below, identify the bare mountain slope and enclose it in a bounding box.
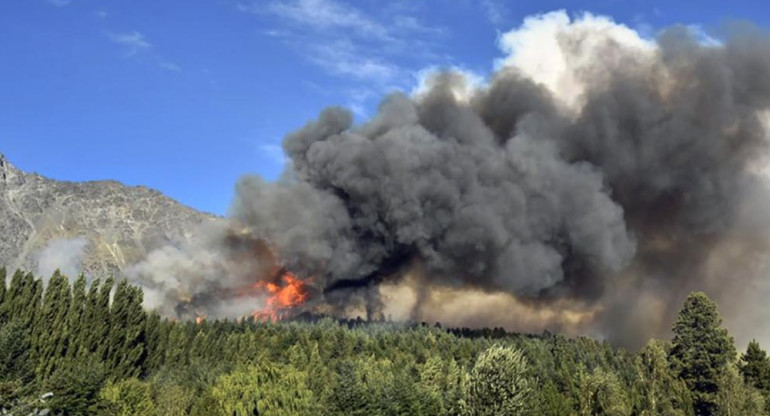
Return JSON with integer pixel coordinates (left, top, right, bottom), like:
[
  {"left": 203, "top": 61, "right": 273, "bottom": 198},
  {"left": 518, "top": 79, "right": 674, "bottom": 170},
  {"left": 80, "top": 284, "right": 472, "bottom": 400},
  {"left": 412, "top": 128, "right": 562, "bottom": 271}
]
[{"left": 0, "top": 152, "right": 215, "bottom": 278}]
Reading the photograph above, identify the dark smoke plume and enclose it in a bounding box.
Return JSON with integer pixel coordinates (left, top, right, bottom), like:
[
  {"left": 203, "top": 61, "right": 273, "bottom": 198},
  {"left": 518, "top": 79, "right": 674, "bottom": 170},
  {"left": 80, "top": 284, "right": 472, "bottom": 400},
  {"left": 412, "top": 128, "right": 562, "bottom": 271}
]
[{"left": 131, "top": 11, "right": 770, "bottom": 348}]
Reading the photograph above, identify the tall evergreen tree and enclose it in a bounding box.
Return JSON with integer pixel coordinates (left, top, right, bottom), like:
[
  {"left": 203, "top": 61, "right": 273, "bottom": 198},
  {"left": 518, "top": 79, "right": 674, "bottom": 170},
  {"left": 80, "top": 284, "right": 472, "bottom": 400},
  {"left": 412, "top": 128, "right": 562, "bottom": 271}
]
[
  {"left": 0, "top": 320, "right": 35, "bottom": 407},
  {"left": 65, "top": 274, "right": 88, "bottom": 359},
  {"left": 34, "top": 270, "right": 72, "bottom": 379},
  {"left": 93, "top": 276, "right": 114, "bottom": 359},
  {"left": 669, "top": 292, "right": 736, "bottom": 416},
  {"left": 107, "top": 280, "right": 147, "bottom": 379},
  {"left": 739, "top": 340, "right": 770, "bottom": 392},
  {"left": 739, "top": 340, "right": 770, "bottom": 413}
]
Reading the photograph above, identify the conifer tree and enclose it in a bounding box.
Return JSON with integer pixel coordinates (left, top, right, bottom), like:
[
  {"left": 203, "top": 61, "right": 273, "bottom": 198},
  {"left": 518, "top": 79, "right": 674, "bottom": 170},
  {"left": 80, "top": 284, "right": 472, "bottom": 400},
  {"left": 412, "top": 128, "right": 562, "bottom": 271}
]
[
  {"left": 2, "top": 271, "right": 41, "bottom": 328},
  {"left": 739, "top": 340, "right": 770, "bottom": 413},
  {"left": 669, "top": 292, "right": 735, "bottom": 416},
  {"left": 35, "top": 270, "right": 72, "bottom": 379},
  {"left": 0, "top": 320, "right": 34, "bottom": 407},
  {"left": 78, "top": 277, "right": 102, "bottom": 357},
  {"left": 94, "top": 276, "right": 114, "bottom": 360},
  {"left": 143, "top": 311, "right": 164, "bottom": 375},
  {"left": 739, "top": 340, "right": 770, "bottom": 392},
  {"left": 66, "top": 274, "right": 87, "bottom": 359},
  {"left": 107, "top": 280, "right": 147, "bottom": 379}
]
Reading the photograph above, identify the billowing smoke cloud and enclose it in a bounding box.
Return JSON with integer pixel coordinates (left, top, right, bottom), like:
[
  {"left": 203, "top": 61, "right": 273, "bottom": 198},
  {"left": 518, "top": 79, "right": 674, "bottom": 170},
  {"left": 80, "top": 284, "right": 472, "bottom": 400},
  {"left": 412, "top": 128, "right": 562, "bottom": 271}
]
[
  {"left": 129, "top": 10, "right": 770, "bottom": 347},
  {"left": 124, "top": 220, "right": 283, "bottom": 318},
  {"left": 35, "top": 237, "right": 88, "bottom": 283}
]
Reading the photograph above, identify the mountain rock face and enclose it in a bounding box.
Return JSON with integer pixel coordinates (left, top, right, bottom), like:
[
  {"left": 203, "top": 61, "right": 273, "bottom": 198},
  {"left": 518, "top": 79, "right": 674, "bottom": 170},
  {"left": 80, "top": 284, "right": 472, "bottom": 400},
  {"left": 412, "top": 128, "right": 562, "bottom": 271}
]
[{"left": 0, "top": 152, "right": 215, "bottom": 278}]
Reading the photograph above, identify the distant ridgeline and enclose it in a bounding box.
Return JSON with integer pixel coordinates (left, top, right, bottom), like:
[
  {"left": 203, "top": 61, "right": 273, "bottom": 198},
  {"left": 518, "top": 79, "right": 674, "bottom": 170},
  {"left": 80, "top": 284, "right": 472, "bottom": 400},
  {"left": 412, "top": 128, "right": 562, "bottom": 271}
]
[{"left": 1, "top": 268, "right": 770, "bottom": 416}]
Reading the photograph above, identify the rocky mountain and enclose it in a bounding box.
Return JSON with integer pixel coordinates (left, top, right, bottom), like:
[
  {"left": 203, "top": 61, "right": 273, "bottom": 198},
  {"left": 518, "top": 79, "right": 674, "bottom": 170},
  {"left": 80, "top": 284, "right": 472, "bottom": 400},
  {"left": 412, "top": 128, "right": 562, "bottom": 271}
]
[{"left": 0, "top": 152, "right": 215, "bottom": 278}]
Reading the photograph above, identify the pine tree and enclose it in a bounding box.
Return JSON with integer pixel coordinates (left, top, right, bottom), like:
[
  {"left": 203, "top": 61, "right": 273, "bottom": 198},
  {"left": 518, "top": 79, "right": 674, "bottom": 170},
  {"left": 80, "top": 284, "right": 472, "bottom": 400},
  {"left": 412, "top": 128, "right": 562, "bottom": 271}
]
[
  {"left": 107, "top": 280, "right": 147, "bottom": 379},
  {"left": 143, "top": 311, "right": 164, "bottom": 375},
  {"left": 34, "top": 270, "right": 72, "bottom": 379},
  {"left": 738, "top": 340, "right": 770, "bottom": 413},
  {"left": 93, "top": 276, "right": 114, "bottom": 360},
  {"left": 669, "top": 292, "right": 736, "bottom": 416},
  {"left": 65, "top": 274, "right": 88, "bottom": 359},
  {"left": 739, "top": 340, "right": 770, "bottom": 392},
  {"left": 0, "top": 320, "right": 35, "bottom": 407},
  {"left": 45, "top": 357, "right": 107, "bottom": 415},
  {"left": 2, "top": 271, "right": 41, "bottom": 328}
]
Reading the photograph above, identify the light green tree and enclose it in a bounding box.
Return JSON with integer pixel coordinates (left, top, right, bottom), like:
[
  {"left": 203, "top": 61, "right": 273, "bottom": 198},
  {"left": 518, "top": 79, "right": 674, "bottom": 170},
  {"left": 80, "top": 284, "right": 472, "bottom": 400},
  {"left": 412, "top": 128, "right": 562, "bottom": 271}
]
[
  {"left": 468, "top": 344, "right": 533, "bottom": 416},
  {"left": 100, "top": 377, "right": 157, "bottom": 416},
  {"left": 635, "top": 339, "right": 693, "bottom": 416},
  {"left": 715, "top": 364, "right": 764, "bottom": 416},
  {"left": 577, "top": 366, "right": 631, "bottom": 416},
  {"left": 211, "top": 362, "right": 319, "bottom": 416}
]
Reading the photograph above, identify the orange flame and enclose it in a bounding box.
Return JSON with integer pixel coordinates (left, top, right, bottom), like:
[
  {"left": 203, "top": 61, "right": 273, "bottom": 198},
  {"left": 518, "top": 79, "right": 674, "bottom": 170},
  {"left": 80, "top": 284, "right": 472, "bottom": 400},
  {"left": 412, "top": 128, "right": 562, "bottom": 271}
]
[{"left": 253, "top": 271, "right": 310, "bottom": 321}]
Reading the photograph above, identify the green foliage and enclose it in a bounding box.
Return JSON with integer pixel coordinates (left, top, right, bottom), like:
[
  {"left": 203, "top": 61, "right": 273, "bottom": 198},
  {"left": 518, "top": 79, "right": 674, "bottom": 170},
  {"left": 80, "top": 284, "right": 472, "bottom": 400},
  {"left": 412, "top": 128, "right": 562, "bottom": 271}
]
[
  {"left": 211, "top": 362, "right": 320, "bottom": 416},
  {"left": 715, "top": 364, "right": 765, "bottom": 416},
  {"left": 0, "top": 320, "right": 35, "bottom": 407},
  {"left": 468, "top": 344, "right": 532, "bottom": 416},
  {"left": 577, "top": 366, "right": 632, "bottom": 416},
  {"left": 536, "top": 380, "right": 573, "bottom": 416},
  {"left": 45, "top": 356, "right": 107, "bottom": 415},
  {"left": 635, "top": 339, "right": 692, "bottom": 416},
  {"left": 740, "top": 340, "right": 770, "bottom": 391},
  {"left": 739, "top": 340, "right": 770, "bottom": 413},
  {"left": 100, "top": 378, "right": 157, "bottom": 416},
  {"left": 2, "top": 271, "right": 769, "bottom": 416},
  {"left": 669, "top": 292, "right": 736, "bottom": 416}
]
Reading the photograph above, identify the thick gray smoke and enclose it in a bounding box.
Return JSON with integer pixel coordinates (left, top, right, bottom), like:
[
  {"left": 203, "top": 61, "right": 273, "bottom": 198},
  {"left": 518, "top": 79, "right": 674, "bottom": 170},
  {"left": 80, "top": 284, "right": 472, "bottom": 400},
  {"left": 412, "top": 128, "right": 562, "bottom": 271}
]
[{"left": 131, "top": 11, "right": 770, "bottom": 347}]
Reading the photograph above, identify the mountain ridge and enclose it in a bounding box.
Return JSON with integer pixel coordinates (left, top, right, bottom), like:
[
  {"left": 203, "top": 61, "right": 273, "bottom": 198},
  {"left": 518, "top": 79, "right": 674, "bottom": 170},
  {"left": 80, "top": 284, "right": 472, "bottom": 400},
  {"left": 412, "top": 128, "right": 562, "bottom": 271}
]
[{"left": 0, "top": 151, "right": 215, "bottom": 278}]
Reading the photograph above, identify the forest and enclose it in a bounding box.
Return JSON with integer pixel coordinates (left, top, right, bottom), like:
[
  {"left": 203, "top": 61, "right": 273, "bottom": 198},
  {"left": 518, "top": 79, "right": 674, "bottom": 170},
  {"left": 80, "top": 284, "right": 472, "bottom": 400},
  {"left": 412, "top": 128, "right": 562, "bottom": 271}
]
[{"left": 1, "top": 267, "right": 769, "bottom": 416}]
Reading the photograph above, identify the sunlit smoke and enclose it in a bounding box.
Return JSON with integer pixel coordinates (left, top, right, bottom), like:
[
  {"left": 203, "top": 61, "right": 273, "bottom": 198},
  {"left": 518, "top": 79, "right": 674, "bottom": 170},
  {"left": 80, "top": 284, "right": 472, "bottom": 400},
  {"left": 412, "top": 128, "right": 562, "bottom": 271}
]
[{"left": 126, "top": 10, "right": 770, "bottom": 348}]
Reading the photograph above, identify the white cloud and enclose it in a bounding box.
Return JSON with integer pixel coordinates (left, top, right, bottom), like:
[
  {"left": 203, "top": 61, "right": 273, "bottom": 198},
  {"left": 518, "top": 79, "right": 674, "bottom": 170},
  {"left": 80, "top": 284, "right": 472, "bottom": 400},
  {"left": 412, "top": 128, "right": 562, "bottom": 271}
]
[
  {"left": 242, "top": 0, "right": 446, "bottom": 96},
  {"left": 481, "top": 0, "right": 507, "bottom": 26},
  {"left": 47, "top": 0, "right": 71, "bottom": 7},
  {"left": 346, "top": 88, "right": 376, "bottom": 116},
  {"left": 308, "top": 40, "right": 403, "bottom": 83},
  {"left": 267, "top": 0, "right": 390, "bottom": 40},
  {"left": 497, "top": 10, "right": 654, "bottom": 109},
  {"left": 687, "top": 24, "right": 722, "bottom": 47},
  {"left": 108, "top": 31, "right": 152, "bottom": 56},
  {"left": 158, "top": 60, "right": 182, "bottom": 72},
  {"left": 259, "top": 144, "right": 288, "bottom": 165}
]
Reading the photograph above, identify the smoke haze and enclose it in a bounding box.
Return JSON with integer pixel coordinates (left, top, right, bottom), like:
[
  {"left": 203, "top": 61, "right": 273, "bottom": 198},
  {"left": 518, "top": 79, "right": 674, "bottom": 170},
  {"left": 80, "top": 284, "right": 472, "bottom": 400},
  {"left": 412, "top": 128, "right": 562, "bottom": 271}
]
[
  {"left": 128, "top": 10, "right": 770, "bottom": 348},
  {"left": 35, "top": 237, "right": 88, "bottom": 283}
]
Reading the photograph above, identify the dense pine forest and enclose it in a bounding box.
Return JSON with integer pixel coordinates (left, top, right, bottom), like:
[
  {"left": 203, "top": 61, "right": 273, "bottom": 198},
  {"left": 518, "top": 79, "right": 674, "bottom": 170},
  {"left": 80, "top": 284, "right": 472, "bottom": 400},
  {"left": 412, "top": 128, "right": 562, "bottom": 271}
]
[{"left": 1, "top": 267, "right": 769, "bottom": 415}]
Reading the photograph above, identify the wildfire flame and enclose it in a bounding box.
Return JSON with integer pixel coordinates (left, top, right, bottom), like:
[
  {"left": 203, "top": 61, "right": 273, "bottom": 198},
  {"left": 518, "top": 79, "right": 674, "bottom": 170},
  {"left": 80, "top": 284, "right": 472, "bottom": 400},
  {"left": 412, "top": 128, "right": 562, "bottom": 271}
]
[{"left": 253, "top": 271, "right": 310, "bottom": 321}]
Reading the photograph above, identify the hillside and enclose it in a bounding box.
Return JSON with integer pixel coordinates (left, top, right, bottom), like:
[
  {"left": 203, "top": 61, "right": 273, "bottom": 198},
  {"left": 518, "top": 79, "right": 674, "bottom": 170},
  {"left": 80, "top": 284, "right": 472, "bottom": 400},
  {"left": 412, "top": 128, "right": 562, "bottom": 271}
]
[{"left": 0, "top": 152, "right": 214, "bottom": 277}]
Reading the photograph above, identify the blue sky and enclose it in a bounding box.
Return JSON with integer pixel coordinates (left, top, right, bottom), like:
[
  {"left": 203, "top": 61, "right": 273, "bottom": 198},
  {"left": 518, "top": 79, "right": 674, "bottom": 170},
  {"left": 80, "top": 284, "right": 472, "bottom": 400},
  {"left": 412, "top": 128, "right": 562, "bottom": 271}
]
[{"left": 2, "top": 0, "right": 769, "bottom": 215}]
